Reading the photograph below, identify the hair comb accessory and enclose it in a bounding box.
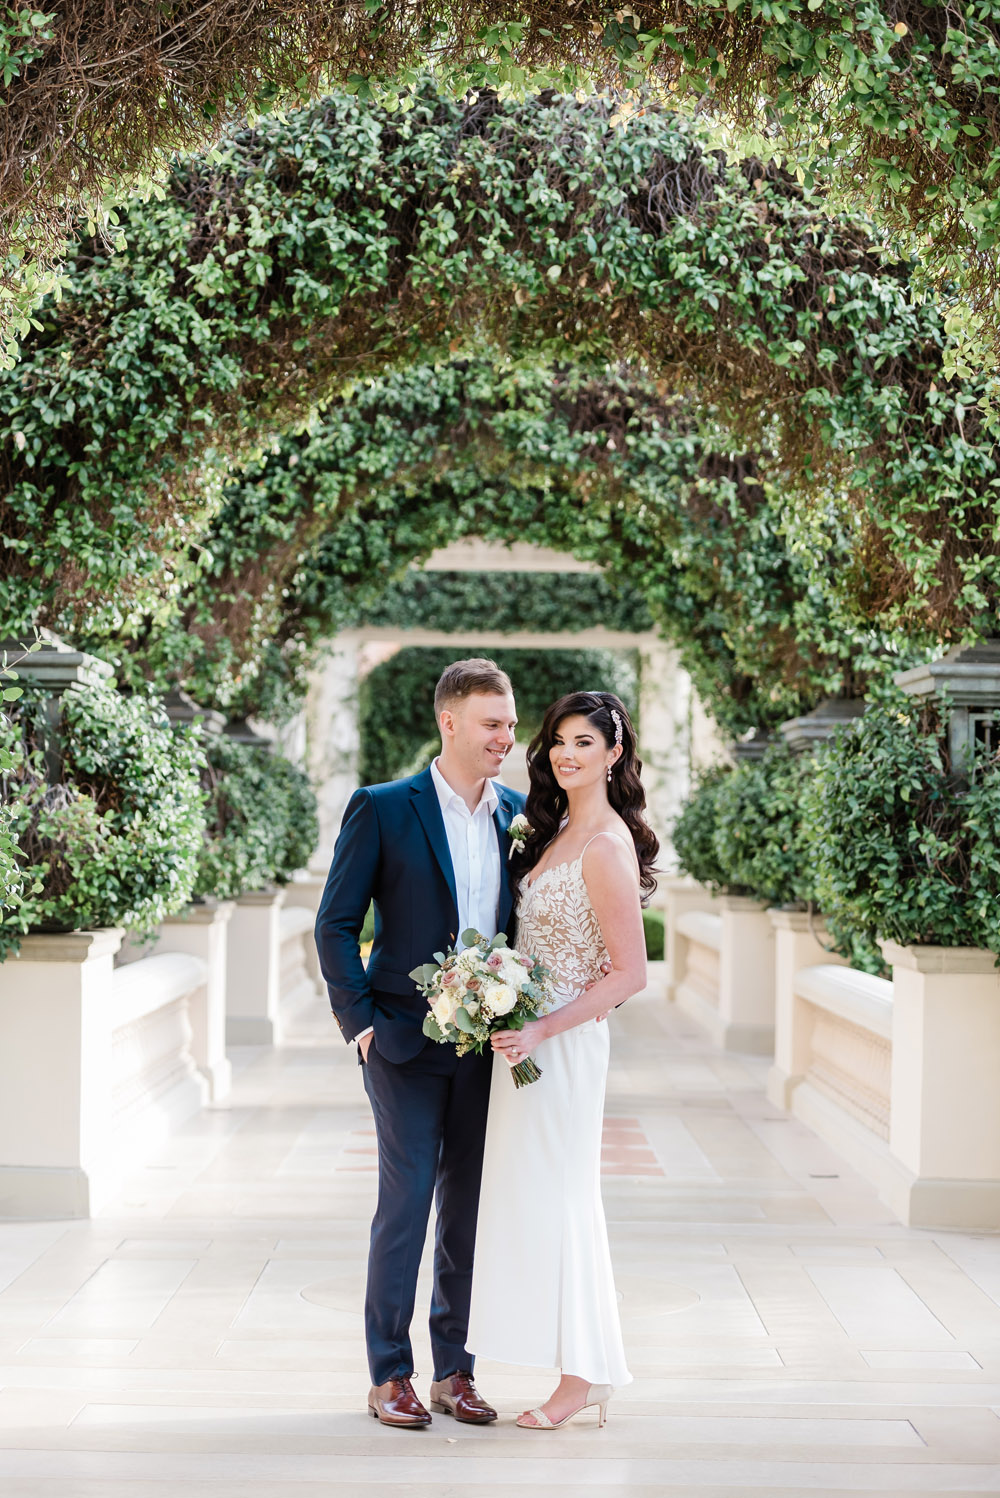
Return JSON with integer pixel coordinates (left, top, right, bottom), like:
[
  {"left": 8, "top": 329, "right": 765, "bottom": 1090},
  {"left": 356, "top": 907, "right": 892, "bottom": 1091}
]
[{"left": 610, "top": 708, "right": 623, "bottom": 746}]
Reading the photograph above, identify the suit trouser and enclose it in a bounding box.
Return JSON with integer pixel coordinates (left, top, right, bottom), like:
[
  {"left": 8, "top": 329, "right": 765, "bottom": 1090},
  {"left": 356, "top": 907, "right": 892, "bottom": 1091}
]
[{"left": 361, "top": 1039, "right": 492, "bottom": 1386}]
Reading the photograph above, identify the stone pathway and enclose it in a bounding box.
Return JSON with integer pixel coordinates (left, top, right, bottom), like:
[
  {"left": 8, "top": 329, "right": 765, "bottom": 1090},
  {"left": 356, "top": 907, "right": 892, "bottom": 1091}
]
[{"left": 1, "top": 983, "right": 999, "bottom": 1495}]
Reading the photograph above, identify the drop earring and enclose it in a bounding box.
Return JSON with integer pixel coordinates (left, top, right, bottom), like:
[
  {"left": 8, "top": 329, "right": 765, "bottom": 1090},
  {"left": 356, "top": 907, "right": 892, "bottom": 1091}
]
[{"left": 606, "top": 766, "right": 613, "bottom": 783}]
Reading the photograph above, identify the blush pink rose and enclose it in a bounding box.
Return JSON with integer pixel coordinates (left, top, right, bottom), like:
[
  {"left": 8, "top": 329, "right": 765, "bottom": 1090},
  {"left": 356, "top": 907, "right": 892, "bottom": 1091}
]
[
  {"left": 441, "top": 969, "right": 459, "bottom": 986},
  {"left": 486, "top": 952, "right": 504, "bottom": 970}
]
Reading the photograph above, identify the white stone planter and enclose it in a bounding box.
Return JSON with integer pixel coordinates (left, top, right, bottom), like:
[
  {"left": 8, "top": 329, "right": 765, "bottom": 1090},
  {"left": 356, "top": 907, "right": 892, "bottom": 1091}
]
[
  {"left": 670, "top": 884, "right": 775, "bottom": 1053},
  {"left": 152, "top": 899, "right": 235, "bottom": 1101},
  {"left": 881, "top": 940, "right": 1000, "bottom": 1230},
  {"left": 0, "top": 929, "right": 123, "bottom": 1216},
  {"left": 0, "top": 928, "right": 212, "bottom": 1218},
  {"left": 225, "top": 888, "right": 286, "bottom": 1045}
]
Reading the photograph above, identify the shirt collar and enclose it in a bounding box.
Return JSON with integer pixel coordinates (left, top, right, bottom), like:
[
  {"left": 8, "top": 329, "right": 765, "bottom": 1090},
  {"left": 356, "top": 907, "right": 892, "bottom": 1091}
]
[{"left": 431, "top": 757, "right": 500, "bottom": 816}]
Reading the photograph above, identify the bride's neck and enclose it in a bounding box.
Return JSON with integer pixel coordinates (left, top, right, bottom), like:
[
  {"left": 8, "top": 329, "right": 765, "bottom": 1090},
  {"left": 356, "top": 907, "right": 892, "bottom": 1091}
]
[{"left": 561, "top": 781, "right": 610, "bottom": 827}]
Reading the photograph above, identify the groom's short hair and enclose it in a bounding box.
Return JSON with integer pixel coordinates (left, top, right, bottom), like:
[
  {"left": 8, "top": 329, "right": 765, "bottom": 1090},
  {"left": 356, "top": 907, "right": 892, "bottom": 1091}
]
[{"left": 434, "top": 658, "right": 513, "bottom": 716}]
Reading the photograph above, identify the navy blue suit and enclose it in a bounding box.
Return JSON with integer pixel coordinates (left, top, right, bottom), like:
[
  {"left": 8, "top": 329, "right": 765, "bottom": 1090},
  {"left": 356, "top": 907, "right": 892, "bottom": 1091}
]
[{"left": 315, "top": 766, "right": 525, "bottom": 1385}]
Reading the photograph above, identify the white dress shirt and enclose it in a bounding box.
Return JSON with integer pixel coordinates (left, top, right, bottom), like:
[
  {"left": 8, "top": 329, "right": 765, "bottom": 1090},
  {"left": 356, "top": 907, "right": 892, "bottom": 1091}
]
[
  {"left": 353, "top": 762, "right": 503, "bottom": 1045},
  {"left": 429, "top": 757, "right": 503, "bottom": 944}
]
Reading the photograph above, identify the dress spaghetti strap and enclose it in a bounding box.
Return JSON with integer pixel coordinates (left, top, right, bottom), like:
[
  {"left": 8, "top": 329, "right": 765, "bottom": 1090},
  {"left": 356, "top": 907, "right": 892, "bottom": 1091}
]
[{"left": 579, "top": 830, "right": 640, "bottom": 879}]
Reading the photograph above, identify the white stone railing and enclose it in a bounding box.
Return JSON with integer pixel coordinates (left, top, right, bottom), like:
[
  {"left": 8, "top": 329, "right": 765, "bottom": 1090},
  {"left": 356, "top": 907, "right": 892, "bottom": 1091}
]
[
  {"left": 795, "top": 964, "right": 893, "bottom": 1139},
  {"left": 0, "top": 929, "right": 214, "bottom": 1218},
  {"left": 278, "top": 903, "right": 323, "bottom": 1022},
  {"left": 110, "top": 952, "right": 209, "bottom": 1166}
]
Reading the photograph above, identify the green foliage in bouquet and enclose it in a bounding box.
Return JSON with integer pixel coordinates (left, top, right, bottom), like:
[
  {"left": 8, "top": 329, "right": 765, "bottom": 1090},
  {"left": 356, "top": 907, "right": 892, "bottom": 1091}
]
[
  {"left": 0, "top": 683, "right": 206, "bottom": 958},
  {"left": 801, "top": 697, "right": 1000, "bottom": 959},
  {"left": 194, "top": 736, "right": 319, "bottom": 902},
  {"left": 358, "top": 645, "right": 638, "bottom": 787}
]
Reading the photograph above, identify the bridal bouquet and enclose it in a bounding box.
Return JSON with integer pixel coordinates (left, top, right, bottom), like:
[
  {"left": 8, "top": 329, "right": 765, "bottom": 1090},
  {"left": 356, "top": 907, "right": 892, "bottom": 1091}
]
[{"left": 410, "top": 929, "right": 553, "bottom": 1088}]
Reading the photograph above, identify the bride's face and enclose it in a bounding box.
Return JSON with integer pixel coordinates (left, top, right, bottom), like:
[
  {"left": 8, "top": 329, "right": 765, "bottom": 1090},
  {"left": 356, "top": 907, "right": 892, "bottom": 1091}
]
[{"left": 549, "top": 714, "right": 618, "bottom": 792}]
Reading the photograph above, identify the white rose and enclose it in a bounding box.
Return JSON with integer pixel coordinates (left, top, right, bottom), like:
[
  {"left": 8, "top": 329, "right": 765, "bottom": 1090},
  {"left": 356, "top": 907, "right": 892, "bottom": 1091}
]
[
  {"left": 456, "top": 948, "right": 482, "bottom": 973},
  {"left": 485, "top": 981, "right": 517, "bottom": 1016},
  {"left": 501, "top": 950, "right": 527, "bottom": 983},
  {"left": 510, "top": 813, "right": 531, "bottom": 836},
  {"left": 432, "top": 991, "right": 458, "bottom": 1028}
]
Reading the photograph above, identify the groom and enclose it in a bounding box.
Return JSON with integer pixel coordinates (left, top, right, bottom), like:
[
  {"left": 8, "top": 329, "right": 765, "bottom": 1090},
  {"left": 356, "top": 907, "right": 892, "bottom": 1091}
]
[{"left": 314, "top": 658, "right": 525, "bottom": 1428}]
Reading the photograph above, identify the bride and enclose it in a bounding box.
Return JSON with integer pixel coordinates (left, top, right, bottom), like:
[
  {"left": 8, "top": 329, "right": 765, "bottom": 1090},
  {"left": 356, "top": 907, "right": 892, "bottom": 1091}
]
[{"left": 466, "top": 690, "right": 658, "bottom": 1429}]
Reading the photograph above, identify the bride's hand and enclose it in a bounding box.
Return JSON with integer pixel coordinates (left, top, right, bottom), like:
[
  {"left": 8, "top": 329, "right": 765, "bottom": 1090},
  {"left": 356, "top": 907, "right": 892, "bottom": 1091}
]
[{"left": 492, "top": 1020, "right": 545, "bottom": 1062}]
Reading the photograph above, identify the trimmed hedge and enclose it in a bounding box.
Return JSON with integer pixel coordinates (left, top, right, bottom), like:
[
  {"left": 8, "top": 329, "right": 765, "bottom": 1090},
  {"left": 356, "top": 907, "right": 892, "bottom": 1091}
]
[
  {"left": 0, "top": 684, "right": 206, "bottom": 956},
  {"left": 195, "top": 736, "right": 319, "bottom": 901}
]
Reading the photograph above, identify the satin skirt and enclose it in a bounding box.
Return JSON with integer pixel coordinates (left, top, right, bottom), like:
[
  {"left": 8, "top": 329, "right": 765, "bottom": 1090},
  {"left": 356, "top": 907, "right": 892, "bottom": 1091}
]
[{"left": 467, "top": 1014, "right": 631, "bottom": 1387}]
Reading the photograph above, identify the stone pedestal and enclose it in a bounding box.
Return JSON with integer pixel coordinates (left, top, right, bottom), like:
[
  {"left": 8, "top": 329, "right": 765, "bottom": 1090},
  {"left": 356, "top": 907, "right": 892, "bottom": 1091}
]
[
  {"left": 717, "top": 895, "right": 777, "bottom": 1054},
  {"left": 0, "top": 929, "right": 123, "bottom": 1217},
  {"left": 305, "top": 633, "right": 361, "bottom": 875},
  {"left": 767, "top": 910, "right": 846, "bottom": 1109},
  {"left": 882, "top": 941, "right": 1000, "bottom": 1229},
  {"left": 637, "top": 638, "right": 691, "bottom": 865},
  {"left": 225, "top": 889, "right": 287, "bottom": 1045},
  {"left": 153, "top": 900, "right": 235, "bottom": 1100}
]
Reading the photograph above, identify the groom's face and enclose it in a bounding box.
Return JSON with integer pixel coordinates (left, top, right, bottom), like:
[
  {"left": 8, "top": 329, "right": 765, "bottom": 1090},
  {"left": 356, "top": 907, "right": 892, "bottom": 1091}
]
[{"left": 441, "top": 691, "right": 518, "bottom": 780}]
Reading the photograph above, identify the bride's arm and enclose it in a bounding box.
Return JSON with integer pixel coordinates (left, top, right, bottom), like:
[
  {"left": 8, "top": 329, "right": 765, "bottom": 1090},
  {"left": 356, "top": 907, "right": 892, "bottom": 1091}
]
[{"left": 492, "top": 838, "right": 647, "bottom": 1053}]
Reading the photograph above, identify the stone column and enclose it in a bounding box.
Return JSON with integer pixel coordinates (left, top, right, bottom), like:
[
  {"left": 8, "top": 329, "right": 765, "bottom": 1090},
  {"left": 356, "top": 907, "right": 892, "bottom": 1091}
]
[
  {"left": 0, "top": 928, "right": 123, "bottom": 1218},
  {"left": 717, "top": 895, "right": 777, "bottom": 1054},
  {"left": 153, "top": 899, "right": 235, "bottom": 1101},
  {"left": 882, "top": 940, "right": 1000, "bottom": 1229},
  {"left": 637, "top": 636, "right": 691, "bottom": 866},
  {"left": 305, "top": 631, "right": 362, "bottom": 874},
  {"left": 225, "top": 888, "right": 287, "bottom": 1045}
]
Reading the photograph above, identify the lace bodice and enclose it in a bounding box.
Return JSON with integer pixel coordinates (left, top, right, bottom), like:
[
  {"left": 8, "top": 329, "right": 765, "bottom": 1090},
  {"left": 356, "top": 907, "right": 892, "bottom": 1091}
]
[{"left": 516, "top": 837, "right": 625, "bottom": 1007}]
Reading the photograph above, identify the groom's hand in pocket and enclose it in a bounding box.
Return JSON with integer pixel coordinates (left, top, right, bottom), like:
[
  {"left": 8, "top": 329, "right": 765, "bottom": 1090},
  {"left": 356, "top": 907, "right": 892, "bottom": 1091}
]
[
  {"left": 586, "top": 960, "right": 613, "bottom": 1021},
  {"left": 358, "top": 1032, "right": 374, "bottom": 1063}
]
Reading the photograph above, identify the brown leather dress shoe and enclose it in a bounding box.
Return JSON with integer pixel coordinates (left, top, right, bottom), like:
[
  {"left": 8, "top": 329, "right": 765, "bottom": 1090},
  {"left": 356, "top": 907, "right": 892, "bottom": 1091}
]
[
  {"left": 368, "top": 1375, "right": 432, "bottom": 1427},
  {"left": 428, "top": 1371, "right": 497, "bottom": 1424}
]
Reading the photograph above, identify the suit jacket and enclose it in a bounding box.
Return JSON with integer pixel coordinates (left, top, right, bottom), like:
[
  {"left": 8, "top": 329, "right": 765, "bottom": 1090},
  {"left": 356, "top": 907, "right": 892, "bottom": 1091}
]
[{"left": 314, "top": 767, "right": 526, "bottom": 1064}]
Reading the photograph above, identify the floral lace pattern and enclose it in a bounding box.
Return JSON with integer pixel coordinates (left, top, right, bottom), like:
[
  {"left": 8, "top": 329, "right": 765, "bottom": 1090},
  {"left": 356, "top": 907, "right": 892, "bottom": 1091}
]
[{"left": 517, "top": 852, "right": 611, "bottom": 1009}]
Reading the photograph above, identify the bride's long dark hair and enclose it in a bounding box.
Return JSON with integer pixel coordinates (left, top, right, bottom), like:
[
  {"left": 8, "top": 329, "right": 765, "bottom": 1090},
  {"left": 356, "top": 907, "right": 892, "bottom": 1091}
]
[{"left": 511, "top": 691, "right": 659, "bottom": 903}]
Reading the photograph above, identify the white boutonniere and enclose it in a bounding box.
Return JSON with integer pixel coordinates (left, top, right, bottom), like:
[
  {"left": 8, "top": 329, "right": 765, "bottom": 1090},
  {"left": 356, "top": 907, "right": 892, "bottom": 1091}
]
[{"left": 507, "top": 813, "right": 532, "bottom": 860}]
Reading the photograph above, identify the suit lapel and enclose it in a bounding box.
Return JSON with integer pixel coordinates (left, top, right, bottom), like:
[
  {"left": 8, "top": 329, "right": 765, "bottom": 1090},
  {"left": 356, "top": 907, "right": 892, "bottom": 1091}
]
[
  {"left": 410, "top": 769, "right": 459, "bottom": 924},
  {"left": 493, "top": 789, "right": 516, "bottom": 934}
]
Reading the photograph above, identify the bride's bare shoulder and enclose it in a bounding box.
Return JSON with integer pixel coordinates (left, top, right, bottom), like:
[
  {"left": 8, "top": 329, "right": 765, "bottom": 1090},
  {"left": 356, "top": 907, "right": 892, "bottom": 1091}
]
[{"left": 581, "top": 822, "right": 639, "bottom": 877}]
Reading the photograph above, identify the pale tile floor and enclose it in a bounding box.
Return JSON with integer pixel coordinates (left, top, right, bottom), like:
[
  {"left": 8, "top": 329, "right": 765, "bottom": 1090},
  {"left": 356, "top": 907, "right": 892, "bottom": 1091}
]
[{"left": 2, "top": 986, "right": 1000, "bottom": 1496}]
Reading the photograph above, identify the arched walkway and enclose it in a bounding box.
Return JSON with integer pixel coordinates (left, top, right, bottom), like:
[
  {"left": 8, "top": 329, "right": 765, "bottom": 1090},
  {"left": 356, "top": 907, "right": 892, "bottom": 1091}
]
[
  {"left": 1, "top": 982, "right": 997, "bottom": 1492},
  {"left": 301, "top": 539, "right": 726, "bottom": 873}
]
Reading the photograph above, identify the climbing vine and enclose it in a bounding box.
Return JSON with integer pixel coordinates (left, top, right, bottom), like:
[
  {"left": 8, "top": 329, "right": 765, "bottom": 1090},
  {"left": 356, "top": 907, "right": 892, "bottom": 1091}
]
[{"left": 2, "top": 86, "right": 995, "bottom": 671}]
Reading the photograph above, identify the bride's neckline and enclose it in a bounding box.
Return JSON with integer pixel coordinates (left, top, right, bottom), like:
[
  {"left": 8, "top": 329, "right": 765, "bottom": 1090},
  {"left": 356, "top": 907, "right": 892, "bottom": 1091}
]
[
  {"left": 523, "top": 829, "right": 633, "bottom": 890},
  {"left": 523, "top": 853, "right": 586, "bottom": 891}
]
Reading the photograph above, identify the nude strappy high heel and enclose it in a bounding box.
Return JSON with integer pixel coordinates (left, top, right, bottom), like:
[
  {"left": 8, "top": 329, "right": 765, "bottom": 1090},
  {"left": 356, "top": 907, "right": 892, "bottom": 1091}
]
[{"left": 516, "top": 1383, "right": 614, "bottom": 1429}]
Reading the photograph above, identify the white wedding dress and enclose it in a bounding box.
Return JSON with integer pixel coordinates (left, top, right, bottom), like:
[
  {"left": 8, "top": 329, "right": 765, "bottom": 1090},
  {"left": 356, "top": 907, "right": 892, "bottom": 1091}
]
[{"left": 467, "top": 833, "right": 632, "bottom": 1387}]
